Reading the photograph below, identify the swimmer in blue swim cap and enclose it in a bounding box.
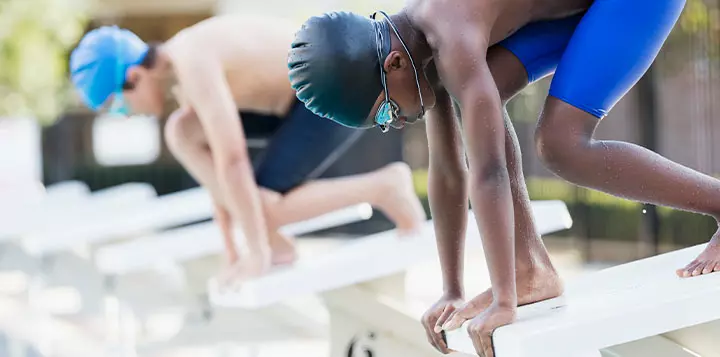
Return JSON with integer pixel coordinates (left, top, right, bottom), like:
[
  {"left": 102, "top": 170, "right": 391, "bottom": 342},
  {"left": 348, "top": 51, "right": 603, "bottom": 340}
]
[
  {"left": 288, "top": 1, "right": 717, "bottom": 354},
  {"left": 70, "top": 15, "right": 424, "bottom": 285}
]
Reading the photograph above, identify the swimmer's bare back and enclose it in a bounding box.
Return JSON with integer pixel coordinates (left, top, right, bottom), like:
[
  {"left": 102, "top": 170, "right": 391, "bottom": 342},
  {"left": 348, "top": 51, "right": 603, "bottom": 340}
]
[
  {"left": 407, "top": 0, "right": 592, "bottom": 50},
  {"left": 164, "top": 14, "right": 299, "bottom": 115}
]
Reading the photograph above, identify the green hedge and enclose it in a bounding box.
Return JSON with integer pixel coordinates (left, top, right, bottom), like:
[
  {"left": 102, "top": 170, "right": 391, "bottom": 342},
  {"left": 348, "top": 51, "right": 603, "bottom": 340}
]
[{"left": 413, "top": 171, "right": 716, "bottom": 246}]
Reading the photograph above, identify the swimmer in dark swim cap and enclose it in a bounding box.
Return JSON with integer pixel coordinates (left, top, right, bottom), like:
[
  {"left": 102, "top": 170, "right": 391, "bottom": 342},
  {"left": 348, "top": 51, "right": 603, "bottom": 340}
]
[
  {"left": 289, "top": 1, "right": 720, "bottom": 356},
  {"left": 288, "top": 11, "right": 435, "bottom": 132}
]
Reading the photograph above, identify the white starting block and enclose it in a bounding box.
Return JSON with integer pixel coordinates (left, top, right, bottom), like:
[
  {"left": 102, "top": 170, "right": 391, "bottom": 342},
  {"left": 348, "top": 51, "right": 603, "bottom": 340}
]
[
  {"left": 10, "top": 185, "right": 216, "bottom": 319},
  {"left": 93, "top": 204, "right": 375, "bottom": 352},
  {"left": 5, "top": 185, "right": 220, "bottom": 356},
  {"left": 21, "top": 186, "right": 213, "bottom": 256},
  {"left": 0, "top": 180, "right": 91, "bottom": 240},
  {"left": 210, "top": 200, "right": 573, "bottom": 357},
  {"left": 0, "top": 295, "right": 110, "bottom": 357},
  {"left": 0, "top": 180, "right": 89, "bottom": 214},
  {"left": 94, "top": 203, "right": 374, "bottom": 276},
  {"left": 12, "top": 183, "right": 160, "bottom": 312},
  {"left": 445, "top": 243, "right": 720, "bottom": 357},
  {"left": 9, "top": 185, "right": 211, "bottom": 321},
  {"left": 30, "top": 183, "right": 156, "bottom": 236}
]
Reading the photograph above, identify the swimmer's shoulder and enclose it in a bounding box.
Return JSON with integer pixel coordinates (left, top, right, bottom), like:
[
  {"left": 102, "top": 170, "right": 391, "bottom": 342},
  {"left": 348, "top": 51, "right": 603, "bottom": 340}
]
[
  {"left": 169, "top": 14, "right": 298, "bottom": 44},
  {"left": 410, "top": 0, "right": 490, "bottom": 49},
  {"left": 412, "top": 0, "right": 493, "bottom": 31},
  {"left": 165, "top": 14, "right": 298, "bottom": 61}
]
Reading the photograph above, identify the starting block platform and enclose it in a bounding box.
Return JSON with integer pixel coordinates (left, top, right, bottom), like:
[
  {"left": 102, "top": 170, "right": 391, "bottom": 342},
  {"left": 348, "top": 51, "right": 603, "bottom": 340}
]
[
  {"left": 445, "top": 243, "right": 720, "bottom": 357},
  {"left": 21, "top": 186, "right": 213, "bottom": 256},
  {"left": 0, "top": 181, "right": 91, "bottom": 240},
  {"left": 0, "top": 295, "right": 109, "bottom": 357},
  {"left": 88, "top": 204, "right": 375, "bottom": 353},
  {"left": 209, "top": 200, "right": 572, "bottom": 309},
  {"left": 94, "top": 203, "right": 374, "bottom": 276},
  {"left": 209, "top": 200, "right": 573, "bottom": 357}
]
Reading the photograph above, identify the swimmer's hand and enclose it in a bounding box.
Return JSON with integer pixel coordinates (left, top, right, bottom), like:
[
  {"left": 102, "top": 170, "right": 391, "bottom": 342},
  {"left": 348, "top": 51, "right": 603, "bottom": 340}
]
[
  {"left": 441, "top": 291, "right": 493, "bottom": 332},
  {"left": 421, "top": 293, "right": 464, "bottom": 354},
  {"left": 462, "top": 302, "right": 516, "bottom": 357}
]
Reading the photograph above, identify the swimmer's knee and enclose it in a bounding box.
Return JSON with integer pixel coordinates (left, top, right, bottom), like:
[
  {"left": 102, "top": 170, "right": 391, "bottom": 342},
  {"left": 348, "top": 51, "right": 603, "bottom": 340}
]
[
  {"left": 535, "top": 114, "right": 590, "bottom": 178},
  {"left": 535, "top": 131, "right": 581, "bottom": 179},
  {"left": 259, "top": 188, "right": 282, "bottom": 205},
  {"left": 383, "top": 161, "right": 413, "bottom": 179},
  {"left": 164, "top": 109, "right": 203, "bottom": 155},
  {"left": 164, "top": 122, "right": 184, "bottom": 157},
  {"left": 536, "top": 97, "right": 598, "bottom": 171}
]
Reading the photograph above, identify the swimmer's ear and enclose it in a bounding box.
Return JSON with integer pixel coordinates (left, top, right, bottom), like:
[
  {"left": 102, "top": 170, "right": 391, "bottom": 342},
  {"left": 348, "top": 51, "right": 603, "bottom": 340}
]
[
  {"left": 383, "top": 50, "right": 407, "bottom": 73},
  {"left": 125, "top": 66, "right": 144, "bottom": 86}
]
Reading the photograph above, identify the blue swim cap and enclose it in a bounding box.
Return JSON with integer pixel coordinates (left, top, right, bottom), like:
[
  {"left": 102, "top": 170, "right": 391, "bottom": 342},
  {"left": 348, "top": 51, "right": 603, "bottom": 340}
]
[
  {"left": 70, "top": 26, "right": 149, "bottom": 111},
  {"left": 288, "top": 12, "right": 390, "bottom": 129}
]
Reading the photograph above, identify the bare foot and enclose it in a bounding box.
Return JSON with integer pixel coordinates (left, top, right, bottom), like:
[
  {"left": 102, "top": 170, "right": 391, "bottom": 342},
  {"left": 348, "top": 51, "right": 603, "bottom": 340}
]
[
  {"left": 269, "top": 230, "right": 298, "bottom": 266},
  {"left": 373, "top": 162, "right": 426, "bottom": 234},
  {"left": 219, "top": 250, "right": 272, "bottom": 287},
  {"left": 677, "top": 232, "right": 720, "bottom": 278},
  {"left": 441, "top": 265, "right": 564, "bottom": 331}
]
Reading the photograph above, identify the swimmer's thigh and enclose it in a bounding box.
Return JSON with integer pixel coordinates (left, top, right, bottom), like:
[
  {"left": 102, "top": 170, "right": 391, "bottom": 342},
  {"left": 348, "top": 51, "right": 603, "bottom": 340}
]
[
  {"left": 548, "top": 0, "right": 685, "bottom": 118},
  {"left": 497, "top": 14, "right": 583, "bottom": 85},
  {"left": 254, "top": 101, "right": 363, "bottom": 194}
]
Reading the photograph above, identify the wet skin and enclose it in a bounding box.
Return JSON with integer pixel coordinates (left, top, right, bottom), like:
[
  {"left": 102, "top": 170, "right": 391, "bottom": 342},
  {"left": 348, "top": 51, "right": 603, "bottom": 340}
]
[{"left": 359, "top": 0, "right": 720, "bottom": 355}]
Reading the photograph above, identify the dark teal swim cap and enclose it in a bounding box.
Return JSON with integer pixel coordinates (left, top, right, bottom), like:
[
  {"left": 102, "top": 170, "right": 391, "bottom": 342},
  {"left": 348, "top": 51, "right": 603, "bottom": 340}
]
[{"left": 288, "top": 12, "right": 391, "bottom": 128}]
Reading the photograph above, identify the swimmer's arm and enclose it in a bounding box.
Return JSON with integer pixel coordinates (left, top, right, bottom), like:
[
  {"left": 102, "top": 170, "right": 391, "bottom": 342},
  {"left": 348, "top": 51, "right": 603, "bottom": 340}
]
[
  {"left": 173, "top": 51, "right": 270, "bottom": 258},
  {"left": 164, "top": 108, "right": 241, "bottom": 262},
  {"left": 426, "top": 89, "right": 468, "bottom": 298},
  {"left": 438, "top": 35, "right": 517, "bottom": 307},
  {"left": 213, "top": 203, "right": 237, "bottom": 262}
]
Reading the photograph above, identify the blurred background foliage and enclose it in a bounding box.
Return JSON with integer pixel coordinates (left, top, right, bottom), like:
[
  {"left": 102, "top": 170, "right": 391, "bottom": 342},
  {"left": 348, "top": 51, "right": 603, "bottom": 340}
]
[
  {"left": 662, "top": 0, "right": 719, "bottom": 72},
  {"left": 0, "top": 0, "right": 88, "bottom": 124}
]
